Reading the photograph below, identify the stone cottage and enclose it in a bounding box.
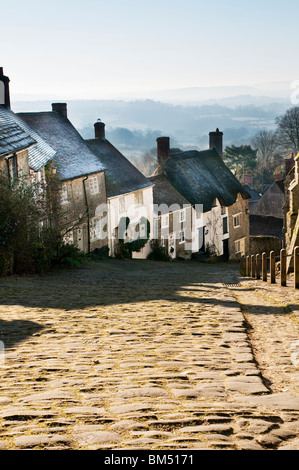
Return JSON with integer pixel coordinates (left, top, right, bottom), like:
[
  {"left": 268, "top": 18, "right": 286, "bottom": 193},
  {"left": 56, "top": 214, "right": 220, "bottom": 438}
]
[
  {"left": 283, "top": 153, "right": 299, "bottom": 269},
  {"left": 0, "top": 68, "right": 56, "bottom": 187},
  {"left": 18, "top": 105, "right": 107, "bottom": 254},
  {"left": 150, "top": 130, "right": 250, "bottom": 260},
  {"left": 86, "top": 121, "right": 154, "bottom": 258}
]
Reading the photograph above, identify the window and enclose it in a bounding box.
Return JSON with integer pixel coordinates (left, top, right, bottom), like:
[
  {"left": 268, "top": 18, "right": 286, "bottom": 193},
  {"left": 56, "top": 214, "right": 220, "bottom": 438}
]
[
  {"left": 179, "top": 231, "right": 185, "bottom": 244},
  {"left": 89, "top": 176, "right": 99, "bottom": 195},
  {"left": 161, "top": 214, "right": 169, "bottom": 228},
  {"left": 223, "top": 217, "right": 228, "bottom": 234},
  {"left": 90, "top": 217, "right": 102, "bottom": 241},
  {"left": 61, "top": 185, "right": 69, "bottom": 204},
  {"left": 233, "top": 214, "right": 241, "bottom": 228},
  {"left": 134, "top": 191, "right": 143, "bottom": 206},
  {"left": 119, "top": 196, "right": 126, "bottom": 213},
  {"left": 235, "top": 238, "right": 245, "bottom": 255},
  {"left": 179, "top": 209, "right": 186, "bottom": 223},
  {"left": 6, "top": 154, "right": 18, "bottom": 182}
]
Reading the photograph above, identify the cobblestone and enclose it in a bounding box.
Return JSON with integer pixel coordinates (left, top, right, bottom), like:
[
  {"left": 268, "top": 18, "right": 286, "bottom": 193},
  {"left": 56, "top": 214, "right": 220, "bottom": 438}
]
[{"left": 0, "top": 259, "right": 298, "bottom": 449}]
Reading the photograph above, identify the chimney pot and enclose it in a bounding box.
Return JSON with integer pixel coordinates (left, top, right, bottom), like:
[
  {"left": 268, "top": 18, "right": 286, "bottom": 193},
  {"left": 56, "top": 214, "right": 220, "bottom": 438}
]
[
  {"left": 0, "top": 67, "right": 11, "bottom": 109},
  {"left": 52, "top": 103, "right": 68, "bottom": 118},
  {"left": 157, "top": 137, "right": 170, "bottom": 165},
  {"left": 285, "top": 153, "right": 296, "bottom": 176},
  {"left": 209, "top": 128, "right": 223, "bottom": 157},
  {"left": 94, "top": 120, "right": 105, "bottom": 139}
]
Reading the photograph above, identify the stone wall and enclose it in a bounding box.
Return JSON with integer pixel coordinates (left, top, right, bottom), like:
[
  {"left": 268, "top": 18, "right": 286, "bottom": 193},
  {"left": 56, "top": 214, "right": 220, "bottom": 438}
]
[
  {"left": 0, "top": 149, "right": 30, "bottom": 179},
  {"left": 60, "top": 171, "right": 107, "bottom": 253},
  {"left": 228, "top": 193, "right": 250, "bottom": 261},
  {"left": 249, "top": 235, "right": 282, "bottom": 257}
]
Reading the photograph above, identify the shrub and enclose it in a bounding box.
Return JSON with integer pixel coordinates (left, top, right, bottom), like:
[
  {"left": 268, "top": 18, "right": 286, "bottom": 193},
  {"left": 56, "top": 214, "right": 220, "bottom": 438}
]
[{"left": 147, "top": 240, "right": 171, "bottom": 261}]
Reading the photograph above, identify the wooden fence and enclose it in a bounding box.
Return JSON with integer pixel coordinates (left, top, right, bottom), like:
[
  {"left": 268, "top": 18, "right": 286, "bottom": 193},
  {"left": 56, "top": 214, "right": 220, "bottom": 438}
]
[{"left": 240, "top": 247, "right": 299, "bottom": 289}]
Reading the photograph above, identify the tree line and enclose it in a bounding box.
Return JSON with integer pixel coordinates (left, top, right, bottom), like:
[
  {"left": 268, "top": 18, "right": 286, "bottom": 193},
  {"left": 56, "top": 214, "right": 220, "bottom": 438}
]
[{"left": 223, "top": 106, "right": 299, "bottom": 192}]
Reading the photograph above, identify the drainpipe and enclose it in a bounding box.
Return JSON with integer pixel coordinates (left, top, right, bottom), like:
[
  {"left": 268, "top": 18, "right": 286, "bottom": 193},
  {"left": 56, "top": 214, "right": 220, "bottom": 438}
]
[{"left": 83, "top": 176, "right": 91, "bottom": 253}]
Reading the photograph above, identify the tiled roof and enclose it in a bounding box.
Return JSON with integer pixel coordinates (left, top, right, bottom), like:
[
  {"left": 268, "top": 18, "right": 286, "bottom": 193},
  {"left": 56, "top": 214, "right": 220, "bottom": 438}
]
[
  {"left": 0, "top": 106, "right": 36, "bottom": 157},
  {"left": 86, "top": 138, "right": 152, "bottom": 198},
  {"left": 0, "top": 106, "right": 56, "bottom": 171},
  {"left": 161, "top": 149, "right": 250, "bottom": 213},
  {"left": 148, "top": 174, "right": 190, "bottom": 209},
  {"left": 18, "top": 112, "right": 106, "bottom": 180}
]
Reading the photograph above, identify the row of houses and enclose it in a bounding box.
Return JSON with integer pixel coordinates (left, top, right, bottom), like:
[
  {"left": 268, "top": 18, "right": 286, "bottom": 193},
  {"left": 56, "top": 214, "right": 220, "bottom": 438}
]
[{"left": 0, "top": 68, "right": 251, "bottom": 262}]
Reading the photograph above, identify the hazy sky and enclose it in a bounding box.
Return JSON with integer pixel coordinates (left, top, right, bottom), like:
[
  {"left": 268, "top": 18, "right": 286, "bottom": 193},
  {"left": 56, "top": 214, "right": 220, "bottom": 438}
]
[{"left": 1, "top": 0, "right": 299, "bottom": 99}]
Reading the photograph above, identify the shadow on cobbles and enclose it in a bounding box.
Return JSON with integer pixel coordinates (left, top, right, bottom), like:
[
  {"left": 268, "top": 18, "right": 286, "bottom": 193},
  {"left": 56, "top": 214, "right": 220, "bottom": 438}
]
[
  {"left": 0, "top": 260, "right": 297, "bottom": 317},
  {"left": 0, "top": 319, "right": 44, "bottom": 349}
]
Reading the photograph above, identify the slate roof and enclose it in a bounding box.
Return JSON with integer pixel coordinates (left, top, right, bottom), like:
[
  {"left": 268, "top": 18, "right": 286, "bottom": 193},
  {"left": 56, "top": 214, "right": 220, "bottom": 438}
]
[
  {"left": 243, "top": 184, "right": 261, "bottom": 202},
  {"left": 148, "top": 174, "right": 190, "bottom": 210},
  {"left": 251, "top": 180, "right": 285, "bottom": 219},
  {"left": 86, "top": 138, "right": 152, "bottom": 198},
  {"left": 161, "top": 149, "right": 249, "bottom": 213},
  {"left": 0, "top": 105, "right": 36, "bottom": 157},
  {"left": 18, "top": 112, "right": 105, "bottom": 180}
]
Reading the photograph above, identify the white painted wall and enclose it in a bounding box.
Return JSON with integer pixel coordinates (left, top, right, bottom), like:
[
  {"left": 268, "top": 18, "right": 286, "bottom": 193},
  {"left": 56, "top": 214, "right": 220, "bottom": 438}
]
[
  {"left": 191, "top": 200, "right": 229, "bottom": 256},
  {"left": 107, "top": 186, "right": 154, "bottom": 258}
]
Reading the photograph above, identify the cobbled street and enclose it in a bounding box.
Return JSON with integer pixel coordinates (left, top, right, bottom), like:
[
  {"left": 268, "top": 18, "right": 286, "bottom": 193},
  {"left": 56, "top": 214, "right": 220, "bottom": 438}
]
[{"left": 0, "top": 259, "right": 299, "bottom": 450}]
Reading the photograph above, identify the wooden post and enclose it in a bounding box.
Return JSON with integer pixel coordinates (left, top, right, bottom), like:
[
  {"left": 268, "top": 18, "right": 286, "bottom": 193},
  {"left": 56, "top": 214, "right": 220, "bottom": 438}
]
[
  {"left": 294, "top": 246, "right": 299, "bottom": 289},
  {"left": 280, "top": 249, "right": 286, "bottom": 287},
  {"left": 270, "top": 251, "right": 276, "bottom": 284},
  {"left": 251, "top": 255, "right": 256, "bottom": 278},
  {"left": 262, "top": 252, "right": 267, "bottom": 282},
  {"left": 246, "top": 256, "right": 251, "bottom": 277},
  {"left": 240, "top": 257, "right": 246, "bottom": 276},
  {"left": 256, "top": 254, "right": 261, "bottom": 280}
]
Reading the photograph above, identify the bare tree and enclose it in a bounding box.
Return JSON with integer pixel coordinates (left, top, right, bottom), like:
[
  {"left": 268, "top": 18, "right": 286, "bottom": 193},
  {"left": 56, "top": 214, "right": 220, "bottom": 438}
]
[
  {"left": 275, "top": 106, "right": 299, "bottom": 156},
  {"left": 251, "top": 130, "right": 282, "bottom": 166}
]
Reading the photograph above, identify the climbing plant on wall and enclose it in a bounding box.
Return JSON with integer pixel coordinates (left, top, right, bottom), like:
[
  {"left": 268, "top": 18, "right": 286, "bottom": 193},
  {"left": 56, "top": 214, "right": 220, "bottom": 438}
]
[{"left": 115, "top": 216, "right": 150, "bottom": 259}]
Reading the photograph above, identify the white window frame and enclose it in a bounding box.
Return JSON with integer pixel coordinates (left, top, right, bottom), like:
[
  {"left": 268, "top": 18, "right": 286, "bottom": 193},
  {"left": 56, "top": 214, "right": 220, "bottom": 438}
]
[
  {"left": 233, "top": 213, "right": 241, "bottom": 228},
  {"left": 90, "top": 217, "right": 102, "bottom": 241},
  {"left": 119, "top": 196, "right": 126, "bottom": 213},
  {"left": 89, "top": 176, "right": 99, "bottom": 195},
  {"left": 235, "top": 237, "right": 246, "bottom": 255},
  {"left": 161, "top": 214, "right": 169, "bottom": 229},
  {"left": 179, "top": 230, "right": 185, "bottom": 244},
  {"left": 179, "top": 209, "right": 186, "bottom": 223},
  {"left": 134, "top": 191, "right": 143, "bottom": 207}
]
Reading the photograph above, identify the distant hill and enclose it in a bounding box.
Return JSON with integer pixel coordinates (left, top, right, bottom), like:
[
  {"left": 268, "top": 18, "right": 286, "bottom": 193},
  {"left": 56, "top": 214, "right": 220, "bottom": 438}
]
[{"left": 11, "top": 95, "right": 290, "bottom": 163}]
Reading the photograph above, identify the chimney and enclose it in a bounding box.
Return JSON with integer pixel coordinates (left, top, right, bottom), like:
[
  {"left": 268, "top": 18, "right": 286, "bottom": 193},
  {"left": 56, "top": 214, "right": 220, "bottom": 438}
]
[
  {"left": 285, "top": 152, "right": 295, "bottom": 176},
  {"left": 52, "top": 103, "right": 67, "bottom": 118},
  {"left": 94, "top": 119, "right": 105, "bottom": 139},
  {"left": 157, "top": 137, "right": 170, "bottom": 165},
  {"left": 209, "top": 128, "right": 223, "bottom": 157},
  {"left": 0, "top": 67, "right": 11, "bottom": 109}
]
